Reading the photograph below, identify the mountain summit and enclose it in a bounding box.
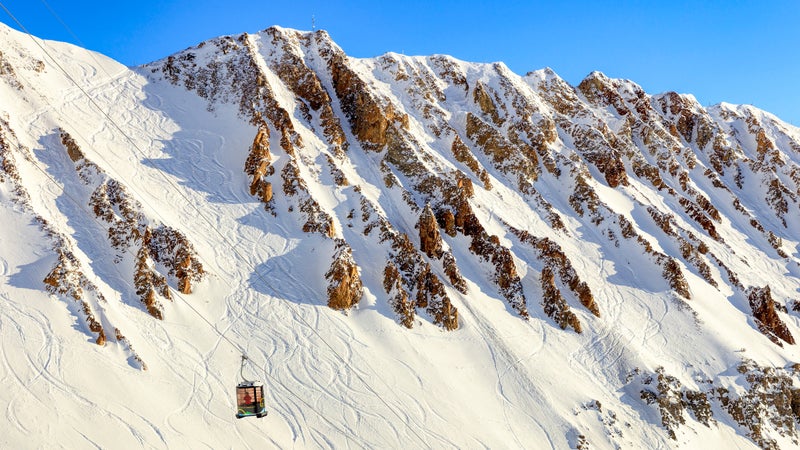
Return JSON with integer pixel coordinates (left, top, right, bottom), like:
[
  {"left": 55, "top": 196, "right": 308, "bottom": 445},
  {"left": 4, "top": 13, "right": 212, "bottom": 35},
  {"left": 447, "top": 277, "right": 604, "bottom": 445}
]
[{"left": 2, "top": 23, "right": 800, "bottom": 448}]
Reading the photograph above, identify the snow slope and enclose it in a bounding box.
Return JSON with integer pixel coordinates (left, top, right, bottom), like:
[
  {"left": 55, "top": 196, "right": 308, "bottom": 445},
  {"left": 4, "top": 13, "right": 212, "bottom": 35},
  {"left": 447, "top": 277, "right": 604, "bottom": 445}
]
[{"left": 1, "top": 23, "right": 800, "bottom": 449}]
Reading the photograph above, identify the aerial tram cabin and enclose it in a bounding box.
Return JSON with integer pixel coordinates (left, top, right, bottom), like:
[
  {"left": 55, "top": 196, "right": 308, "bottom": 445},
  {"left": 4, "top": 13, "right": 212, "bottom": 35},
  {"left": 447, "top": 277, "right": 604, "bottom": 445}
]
[
  {"left": 235, "top": 381, "right": 267, "bottom": 419},
  {"left": 236, "top": 355, "right": 268, "bottom": 419}
]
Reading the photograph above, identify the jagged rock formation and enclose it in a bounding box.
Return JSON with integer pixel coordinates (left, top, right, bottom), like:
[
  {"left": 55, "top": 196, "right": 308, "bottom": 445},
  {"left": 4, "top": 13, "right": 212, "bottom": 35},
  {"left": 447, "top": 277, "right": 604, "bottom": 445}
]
[
  {"left": 133, "top": 228, "right": 172, "bottom": 320},
  {"left": 748, "top": 286, "right": 795, "bottom": 346},
  {"left": 0, "top": 119, "right": 145, "bottom": 365},
  {"left": 42, "top": 245, "right": 107, "bottom": 345},
  {"left": 540, "top": 266, "right": 581, "bottom": 333},
  {"left": 139, "top": 25, "right": 800, "bottom": 346},
  {"left": 417, "top": 204, "right": 443, "bottom": 259},
  {"left": 325, "top": 239, "right": 363, "bottom": 310},
  {"left": 631, "top": 361, "right": 800, "bottom": 449},
  {"left": 509, "top": 225, "right": 599, "bottom": 318},
  {"left": 244, "top": 121, "right": 274, "bottom": 205},
  {"left": 60, "top": 130, "right": 205, "bottom": 313}
]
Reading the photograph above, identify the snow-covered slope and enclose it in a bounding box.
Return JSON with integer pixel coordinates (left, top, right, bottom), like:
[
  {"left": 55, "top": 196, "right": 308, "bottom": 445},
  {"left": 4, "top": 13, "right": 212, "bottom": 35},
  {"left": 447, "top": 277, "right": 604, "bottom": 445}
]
[{"left": 2, "top": 22, "right": 800, "bottom": 449}]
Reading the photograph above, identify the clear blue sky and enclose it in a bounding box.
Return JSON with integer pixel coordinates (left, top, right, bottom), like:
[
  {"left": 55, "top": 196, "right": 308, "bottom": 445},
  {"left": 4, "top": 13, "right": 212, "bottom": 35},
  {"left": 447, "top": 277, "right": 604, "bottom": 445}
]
[{"left": 2, "top": 0, "right": 799, "bottom": 125}]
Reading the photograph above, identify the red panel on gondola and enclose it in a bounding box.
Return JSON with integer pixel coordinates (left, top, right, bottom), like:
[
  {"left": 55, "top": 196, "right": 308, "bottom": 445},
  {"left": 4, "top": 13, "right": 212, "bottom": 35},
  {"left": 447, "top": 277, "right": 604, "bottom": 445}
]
[{"left": 235, "top": 381, "right": 267, "bottom": 418}]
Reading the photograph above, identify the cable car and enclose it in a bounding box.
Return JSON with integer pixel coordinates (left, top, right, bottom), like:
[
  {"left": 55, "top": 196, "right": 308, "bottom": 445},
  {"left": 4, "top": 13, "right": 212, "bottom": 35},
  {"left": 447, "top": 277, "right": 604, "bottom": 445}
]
[
  {"left": 236, "top": 355, "right": 268, "bottom": 419},
  {"left": 236, "top": 381, "right": 267, "bottom": 418}
]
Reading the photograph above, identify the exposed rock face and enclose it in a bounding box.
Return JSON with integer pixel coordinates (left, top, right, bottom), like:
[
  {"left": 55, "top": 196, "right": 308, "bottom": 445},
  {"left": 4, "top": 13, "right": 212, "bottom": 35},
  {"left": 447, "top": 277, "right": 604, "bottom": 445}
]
[
  {"left": 133, "top": 228, "right": 172, "bottom": 320},
  {"left": 455, "top": 202, "right": 527, "bottom": 318},
  {"left": 60, "top": 129, "right": 205, "bottom": 302},
  {"left": 143, "top": 25, "right": 800, "bottom": 348},
  {"left": 325, "top": 239, "right": 363, "bottom": 310},
  {"left": 384, "top": 261, "right": 414, "bottom": 328},
  {"left": 42, "top": 248, "right": 104, "bottom": 335},
  {"left": 442, "top": 250, "right": 468, "bottom": 294},
  {"left": 637, "top": 367, "right": 687, "bottom": 440},
  {"left": 509, "top": 226, "right": 599, "bottom": 317},
  {"left": 748, "top": 286, "right": 795, "bottom": 346},
  {"left": 451, "top": 135, "right": 492, "bottom": 189},
  {"left": 266, "top": 29, "right": 348, "bottom": 156},
  {"left": 540, "top": 267, "right": 581, "bottom": 333},
  {"left": 318, "top": 32, "right": 409, "bottom": 152},
  {"left": 280, "top": 159, "right": 336, "bottom": 237},
  {"left": 632, "top": 361, "right": 800, "bottom": 449},
  {"left": 473, "top": 81, "right": 502, "bottom": 125},
  {"left": 389, "top": 230, "right": 459, "bottom": 329},
  {"left": 416, "top": 263, "right": 458, "bottom": 330},
  {"left": 661, "top": 258, "right": 691, "bottom": 300},
  {"left": 244, "top": 121, "right": 274, "bottom": 204},
  {"left": 417, "top": 204, "right": 443, "bottom": 259},
  {"left": 355, "top": 190, "right": 459, "bottom": 329},
  {"left": 1, "top": 120, "right": 142, "bottom": 361},
  {"left": 466, "top": 112, "right": 538, "bottom": 192}
]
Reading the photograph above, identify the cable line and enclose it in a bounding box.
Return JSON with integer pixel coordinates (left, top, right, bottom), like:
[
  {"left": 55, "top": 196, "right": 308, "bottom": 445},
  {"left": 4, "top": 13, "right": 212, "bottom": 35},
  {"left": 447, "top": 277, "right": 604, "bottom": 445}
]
[
  {"left": 0, "top": 5, "right": 370, "bottom": 446},
  {"left": 0, "top": 74, "right": 370, "bottom": 449},
  {"left": 0, "top": 3, "right": 432, "bottom": 448}
]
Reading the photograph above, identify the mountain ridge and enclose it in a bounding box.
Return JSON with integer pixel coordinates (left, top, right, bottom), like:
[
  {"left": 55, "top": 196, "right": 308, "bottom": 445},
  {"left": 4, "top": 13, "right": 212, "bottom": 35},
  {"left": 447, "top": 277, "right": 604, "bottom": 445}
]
[{"left": 1, "top": 22, "right": 800, "bottom": 449}]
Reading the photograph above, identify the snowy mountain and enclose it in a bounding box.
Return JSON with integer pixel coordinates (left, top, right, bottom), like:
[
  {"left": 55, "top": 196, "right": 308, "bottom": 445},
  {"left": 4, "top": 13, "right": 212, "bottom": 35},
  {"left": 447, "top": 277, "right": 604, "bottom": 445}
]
[{"left": 2, "top": 22, "right": 800, "bottom": 449}]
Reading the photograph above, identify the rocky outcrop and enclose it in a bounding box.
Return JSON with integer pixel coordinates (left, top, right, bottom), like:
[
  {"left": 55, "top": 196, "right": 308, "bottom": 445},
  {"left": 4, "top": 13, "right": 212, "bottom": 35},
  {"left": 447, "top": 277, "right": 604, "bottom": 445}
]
[
  {"left": 114, "top": 329, "right": 147, "bottom": 371},
  {"left": 450, "top": 134, "right": 492, "bottom": 189},
  {"left": 280, "top": 159, "right": 336, "bottom": 237},
  {"left": 60, "top": 129, "right": 205, "bottom": 300},
  {"left": 325, "top": 239, "right": 363, "bottom": 310},
  {"left": 465, "top": 112, "right": 539, "bottom": 192},
  {"left": 509, "top": 226, "right": 598, "bottom": 317},
  {"left": 720, "top": 361, "right": 800, "bottom": 449},
  {"left": 569, "top": 173, "right": 604, "bottom": 225},
  {"left": 0, "top": 119, "right": 26, "bottom": 196},
  {"left": 417, "top": 204, "right": 443, "bottom": 259},
  {"left": 384, "top": 262, "right": 414, "bottom": 328},
  {"left": 631, "top": 362, "right": 800, "bottom": 449},
  {"left": 267, "top": 28, "right": 348, "bottom": 156},
  {"left": 677, "top": 236, "right": 717, "bottom": 288},
  {"left": 386, "top": 230, "right": 459, "bottom": 330},
  {"left": 449, "top": 200, "right": 527, "bottom": 318},
  {"left": 244, "top": 121, "right": 274, "bottom": 205},
  {"left": 472, "top": 81, "right": 503, "bottom": 125},
  {"left": 748, "top": 286, "right": 795, "bottom": 346},
  {"left": 416, "top": 263, "right": 459, "bottom": 330},
  {"left": 42, "top": 247, "right": 106, "bottom": 344},
  {"left": 661, "top": 258, "right": 691, "bottom": 300},
  {"left": 317, "top": 31, "right": 408, "bottom": 152},
  {"left": 677, "top": 196, "right": 720, "bottom": 241},
  {"left": 637, "top": 367, "right": 688, "bottom": 439},
  {"left": 133, "top": 228, "right": 172, "bottom": 319},
  {"left": 358, "top": 193, "right": 459, "bottom": 329},
  {"left": 442, "top": 250, "right": 468, "bottom": 294},
  {"left": 540, "top": 267, "right": 581, "bottom": 333}
]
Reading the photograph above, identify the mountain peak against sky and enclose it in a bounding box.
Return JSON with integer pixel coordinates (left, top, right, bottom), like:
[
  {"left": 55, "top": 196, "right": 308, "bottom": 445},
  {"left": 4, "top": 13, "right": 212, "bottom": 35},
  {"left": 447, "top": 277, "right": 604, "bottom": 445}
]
[
  {"left": 4, "top": 0, "right": 799, "bottom": 125},
  {"left": 2, "top": 21, "right": 800, "bottom": 449}
]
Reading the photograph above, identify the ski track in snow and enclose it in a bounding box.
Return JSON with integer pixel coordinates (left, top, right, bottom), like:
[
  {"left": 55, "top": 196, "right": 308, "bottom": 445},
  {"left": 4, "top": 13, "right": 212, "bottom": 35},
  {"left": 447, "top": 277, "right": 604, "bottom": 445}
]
[
  {"left": 452, "top": 288, "right": 557, "bottom": 449},
  {"left": 0, "top": 293, "right": 170, "bottom": 448}
]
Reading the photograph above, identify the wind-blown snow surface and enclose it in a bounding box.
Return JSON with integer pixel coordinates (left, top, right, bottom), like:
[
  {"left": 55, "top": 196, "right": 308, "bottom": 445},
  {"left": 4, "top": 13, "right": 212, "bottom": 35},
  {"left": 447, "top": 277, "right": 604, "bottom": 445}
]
[{"left": 1, "top": 23, "right": 800, "bottom": 449}]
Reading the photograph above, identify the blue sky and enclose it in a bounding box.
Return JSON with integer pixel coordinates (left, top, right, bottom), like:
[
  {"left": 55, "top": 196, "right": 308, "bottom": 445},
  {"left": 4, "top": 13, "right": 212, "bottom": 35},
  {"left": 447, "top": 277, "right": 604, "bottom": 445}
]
[{"left": 2, "top": 0, "right": 799, "bottom": 125}]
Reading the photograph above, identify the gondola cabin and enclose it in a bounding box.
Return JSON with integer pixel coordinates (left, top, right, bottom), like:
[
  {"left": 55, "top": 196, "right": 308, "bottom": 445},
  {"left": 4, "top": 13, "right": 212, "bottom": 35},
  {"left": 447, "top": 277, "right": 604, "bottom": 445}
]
[{"left": 235, "top": 381, "right": 267, "bottom": 419}]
